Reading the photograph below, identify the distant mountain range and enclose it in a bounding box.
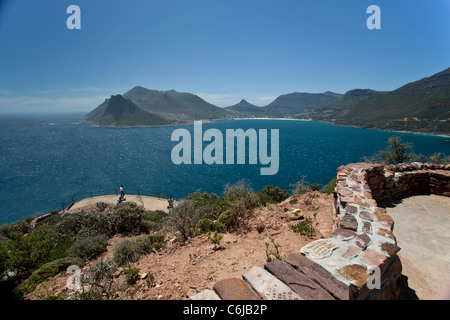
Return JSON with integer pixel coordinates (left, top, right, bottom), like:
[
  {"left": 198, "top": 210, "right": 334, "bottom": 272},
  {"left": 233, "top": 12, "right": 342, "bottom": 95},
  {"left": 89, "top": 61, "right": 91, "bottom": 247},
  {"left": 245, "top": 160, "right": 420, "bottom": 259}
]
[
  {"left": 85, "top": 67, "right": 450, "bottom": 134},
  {"left": 315, "top": 67, "right": 450, "bottom": 134}
]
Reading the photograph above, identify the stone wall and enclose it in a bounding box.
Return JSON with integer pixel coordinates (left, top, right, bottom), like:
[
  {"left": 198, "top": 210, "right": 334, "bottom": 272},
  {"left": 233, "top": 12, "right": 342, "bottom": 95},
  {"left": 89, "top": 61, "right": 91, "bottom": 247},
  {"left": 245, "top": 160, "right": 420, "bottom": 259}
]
[{"left": 300, "top": 162, "right": 450, "bottom": 300}]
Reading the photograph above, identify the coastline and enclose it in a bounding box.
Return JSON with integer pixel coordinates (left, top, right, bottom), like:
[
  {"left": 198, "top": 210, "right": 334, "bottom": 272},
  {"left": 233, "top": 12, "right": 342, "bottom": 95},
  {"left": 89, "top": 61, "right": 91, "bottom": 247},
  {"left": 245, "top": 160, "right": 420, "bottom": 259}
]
[{"left": 84, "top": 116, "right": 450, "bottom": 138}]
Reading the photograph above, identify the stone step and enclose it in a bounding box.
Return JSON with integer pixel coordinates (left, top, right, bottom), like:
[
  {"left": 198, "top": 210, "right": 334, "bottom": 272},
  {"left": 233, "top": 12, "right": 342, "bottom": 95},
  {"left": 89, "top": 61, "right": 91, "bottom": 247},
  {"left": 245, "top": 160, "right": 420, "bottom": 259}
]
[
  {"left": 213, "top": 278, "right": 260, "bottom": 300},
  {"left": 284, "top": 252, "right": 349, "bottom": 300},
  {"left": 242, "top": 266, "right": 302, "bottom": 300},
  {"left": 264, "top": 260, "right": 336, "bottom": 300}
]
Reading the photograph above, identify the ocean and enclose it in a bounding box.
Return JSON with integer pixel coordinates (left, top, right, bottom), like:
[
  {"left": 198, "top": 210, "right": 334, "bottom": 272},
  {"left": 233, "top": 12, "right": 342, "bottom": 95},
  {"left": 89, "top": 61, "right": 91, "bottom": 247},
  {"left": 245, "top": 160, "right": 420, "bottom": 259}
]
[{"left": 1, "top": 113, "right": 449, "bottom": 226}]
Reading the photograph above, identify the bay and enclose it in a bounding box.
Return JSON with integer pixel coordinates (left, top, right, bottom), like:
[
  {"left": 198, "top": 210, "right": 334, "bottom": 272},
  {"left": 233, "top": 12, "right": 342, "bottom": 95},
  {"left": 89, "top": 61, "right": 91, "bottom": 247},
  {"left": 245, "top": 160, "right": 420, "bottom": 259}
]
[{"left": 0, "top": 114, "right": 449, "bottom": 225}]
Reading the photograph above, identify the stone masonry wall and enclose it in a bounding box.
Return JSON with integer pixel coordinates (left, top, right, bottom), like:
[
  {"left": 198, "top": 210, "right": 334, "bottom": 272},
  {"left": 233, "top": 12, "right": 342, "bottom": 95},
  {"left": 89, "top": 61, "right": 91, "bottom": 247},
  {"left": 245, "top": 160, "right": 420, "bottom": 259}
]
[
  {"left": 193, "top": 162, "right": 450, "bottom": 301},
  {"left": 307, "top": 162, "right": 450, "bottom": 300}
]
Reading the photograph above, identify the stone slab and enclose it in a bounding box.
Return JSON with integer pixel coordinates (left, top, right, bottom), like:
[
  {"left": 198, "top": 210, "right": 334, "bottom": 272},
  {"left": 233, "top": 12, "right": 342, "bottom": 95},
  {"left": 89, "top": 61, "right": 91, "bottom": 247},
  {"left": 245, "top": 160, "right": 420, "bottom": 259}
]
[
  {"left": 285, "top": 252, "right": 349, "bottom": 300},
  {"left": 300, "top": 239, "right": 339, "bottom": 260},
  {"left": 242, "top": 266, "right": 302, "bottom": 300},
  {"left": 213, "top": 278, "right": 260, "bottom": 300},
  {"left": 339, "top": 214, "right": 358, "bottom": 231},
  {"left": 264, "top": 260, "right": 335, "bottom": 300},
  {"left": 190, "top": 289, "right": 221, "bottom": 300}
]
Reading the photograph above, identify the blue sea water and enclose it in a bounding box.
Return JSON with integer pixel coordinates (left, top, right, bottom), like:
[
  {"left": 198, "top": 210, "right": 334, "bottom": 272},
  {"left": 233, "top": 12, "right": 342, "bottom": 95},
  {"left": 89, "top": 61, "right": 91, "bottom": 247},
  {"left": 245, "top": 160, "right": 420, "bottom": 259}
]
[{"left": 1, "top": 113, "right": 449, "bottom": 226}]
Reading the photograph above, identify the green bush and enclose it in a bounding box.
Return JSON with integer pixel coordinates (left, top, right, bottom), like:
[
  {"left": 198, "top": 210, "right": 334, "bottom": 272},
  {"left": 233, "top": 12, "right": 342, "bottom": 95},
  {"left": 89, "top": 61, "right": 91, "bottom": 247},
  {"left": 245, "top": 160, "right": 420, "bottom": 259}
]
[
  {"left": 0, "top": 220, "right": 32, "bottom": 239},
  {"left": 111, "top": 202, "right": 146, "bottom": 235},
  {"left": 96, "top": 202, "right": 109, "bottom": 212},
  {"left": 124, "top": 266, "right": 140, "bottom": 285},
  {"left": 289, "top": 213, "right": 319, "bottom": 237},
  {"left": 257, "top": 185, "right": 290, "bottom": 205},
  {"left": 366, "top": 136, "right": 413, "bottom": 164},
  {"left": 135, "top": 234, "right": 165, "bottom": 253},
  {"left": 199, "top": 218, "right": 224, "bottom": 233},
  {"left": 20, "top": 257, "right": 84, "bottom": 293},
  {"left": 265, "top": 238, "right": 284, "bottom": 263},
  {"left": 4, "top": 226, "right": 68, "bottom": 278},
  {"left": 112, "top": 239, "right": 142, "bottom": 266},
  {"left": 54, "top": 210, "right": 114, "bottom": 240},
  {"left": 163, "top": 199, "right": 201, "bottom": 240},
  {"left": 75, "top": 258, "right": 119, "bottom": 300},
  {"left": 321, "top": 177, "right": 337, "bottom": 194},
  {"left": 291, "top": 177, "right": 310, "bottom": 195},
  {"left": 67, "top": 235, "right": 109, "bottom": 260},
  {"left": 223, "top": 180, "right": 260, "bottom": 210},
  {"left": 209, "top": 231, "right": 222, "bottom": 248},
  {"left": 142, "top": 210, "right": 168, "bottom": 232},
  {"left": 143, "top": 210, "right": 168, "bottom": 224},
  {"left": 308, "top": 184, "right": 323, "bottom": 192},
  {"left": 217, "top": 210, "right": 236, "bottom": 228}
]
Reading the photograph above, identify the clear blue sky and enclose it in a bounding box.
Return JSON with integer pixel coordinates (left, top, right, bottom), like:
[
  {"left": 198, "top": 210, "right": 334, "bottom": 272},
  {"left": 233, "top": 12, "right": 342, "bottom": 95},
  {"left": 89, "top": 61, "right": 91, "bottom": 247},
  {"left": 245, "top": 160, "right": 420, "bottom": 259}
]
[{"left": 0, "top": 0, "right": 449, "bottom": 112}]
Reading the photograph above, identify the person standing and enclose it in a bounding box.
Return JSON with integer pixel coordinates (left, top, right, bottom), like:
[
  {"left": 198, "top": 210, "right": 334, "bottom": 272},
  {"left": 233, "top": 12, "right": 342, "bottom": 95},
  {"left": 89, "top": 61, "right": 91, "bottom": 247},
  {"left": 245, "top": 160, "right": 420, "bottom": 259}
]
[
  {"left": 120, "top": 185, "right": 125, "bottom": 198},
  {"left": 167, "top": 196, "right": 174, "bottom": 209}
]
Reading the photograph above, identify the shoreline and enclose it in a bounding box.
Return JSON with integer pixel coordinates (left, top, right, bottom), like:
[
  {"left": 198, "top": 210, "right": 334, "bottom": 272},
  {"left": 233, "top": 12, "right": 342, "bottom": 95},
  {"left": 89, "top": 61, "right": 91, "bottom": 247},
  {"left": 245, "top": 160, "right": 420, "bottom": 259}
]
[
  {"left": 316, "top": 120, "right": 450, "bottom": 139},
  {"left": 84, "top": 117, "right": 450, "bottom": 138}
]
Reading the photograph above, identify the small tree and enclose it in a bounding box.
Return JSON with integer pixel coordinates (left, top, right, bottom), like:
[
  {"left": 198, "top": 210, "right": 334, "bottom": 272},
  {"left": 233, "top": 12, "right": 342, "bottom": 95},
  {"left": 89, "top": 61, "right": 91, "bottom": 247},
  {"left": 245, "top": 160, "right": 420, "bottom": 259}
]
[
  {"left": 163, "top": 199, "right": 201, "bottom": 241},
  {"left": 367, "top": 136, "right": 413, "bottom": 165}
]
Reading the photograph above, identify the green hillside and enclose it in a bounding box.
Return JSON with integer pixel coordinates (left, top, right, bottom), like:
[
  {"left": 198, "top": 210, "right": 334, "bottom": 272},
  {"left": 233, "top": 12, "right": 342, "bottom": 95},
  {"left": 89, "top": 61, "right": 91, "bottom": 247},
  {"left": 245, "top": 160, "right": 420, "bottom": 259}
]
[
  {"left": 123, "top": 86, "right": 229, "bottom": 121},
  {"left": 86, "top": 95, "right": 171, "bottom": 126},
  {"left": 316, "top": 68, "right": 450, "bottom": 134},
  {"left": 225, "top": 99, "right": 265, "bottom": 116},
  {"left": 264, "top": 91, "right": 342, "bottom": 115}
]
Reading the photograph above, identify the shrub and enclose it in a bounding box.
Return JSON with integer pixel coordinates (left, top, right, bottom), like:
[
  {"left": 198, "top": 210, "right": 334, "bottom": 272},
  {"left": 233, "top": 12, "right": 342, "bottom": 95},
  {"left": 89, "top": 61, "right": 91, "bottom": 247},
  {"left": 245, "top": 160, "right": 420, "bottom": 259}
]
[
  {"left": 366, "top": 136, "right": 413, "bottom": 165},
  {"left": 308, "top": 184, "right": 322, "bottom": 192},
  {"left": 265, "top": 238, "right": 284, "bottom": 263},
  {"left": 321, "top": 177, "right": 336, "bottom": 194},
  {"left": 111, "top": 202, "right": 146, "bottom": 235},
  {"left": 66, "top": 235, "right": 109, "bottom": 261},
  {"left": 124, "top": 266, "right": 140, "bottom": 286},
  {"left": 96, "top": 202, "right": 109, "bottom": 212},
  {"left": 217, "top": 210, "right": 236, "bottom": 228},
  {"left": 221, "top": 181, "right": 260, "bottom": 230},
  {"left": 112, "top": 239, "right": 142, "bottom": 266},
  {"left": 141, "top": 210, "right": 168, "bottom": 232},
  {"left": 135, "top": 234, "right": 165, "bottom": 253},
  {"left": 291, "top": 177, "right": 310, "bottom": 195},
  {"left": 209, "top": 231, "right": 222, "bottom": 249},
  {"left": 143, "top": 210, "right": 168, "bottom": 224},
  {"left": 75, "top": 258, "right": 119, "bottom": 300},
  {"left": 54, "top": 210, "right": 114, "bottom": 240},
  {"left": 199, "top": 218, "right": 224, "bottom": 233},
  {"left": 4, "top": 226, "right": 68, "bottom": 278},
  {"left": 163, "top": 199, "right": 201, "bottom": 240},
  {"left": 427, "top": 152, "right": 450, "bottom": 164},
  {"left": 20, "top": 257, "right": 84, "bottom": 293},
  {"left": 257, "top": 185, "right": 290, "bottom": 205},
  {"left": 0, "top": 220, "right": 32, "bottom": 239},
  {"left": 289, "top": 212, "right": 319, "bottom": 237},
  {"left": 223, "top": 180, "right": 260, "bottom": 210}
]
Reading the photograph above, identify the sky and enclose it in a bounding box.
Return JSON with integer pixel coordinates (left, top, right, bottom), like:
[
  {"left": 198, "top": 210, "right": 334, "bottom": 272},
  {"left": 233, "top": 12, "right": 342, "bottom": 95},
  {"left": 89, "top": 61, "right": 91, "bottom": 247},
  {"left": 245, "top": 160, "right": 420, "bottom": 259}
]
[{"left": 0, "top": 0, "right": 449, "bottom": 113}]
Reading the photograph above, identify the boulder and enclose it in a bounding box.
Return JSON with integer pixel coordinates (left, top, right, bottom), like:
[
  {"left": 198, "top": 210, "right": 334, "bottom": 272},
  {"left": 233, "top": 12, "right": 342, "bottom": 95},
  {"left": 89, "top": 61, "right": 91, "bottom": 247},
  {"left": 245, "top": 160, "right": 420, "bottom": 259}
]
[{"left": 286, "top": 209, "right": 304, "bottom": 221}]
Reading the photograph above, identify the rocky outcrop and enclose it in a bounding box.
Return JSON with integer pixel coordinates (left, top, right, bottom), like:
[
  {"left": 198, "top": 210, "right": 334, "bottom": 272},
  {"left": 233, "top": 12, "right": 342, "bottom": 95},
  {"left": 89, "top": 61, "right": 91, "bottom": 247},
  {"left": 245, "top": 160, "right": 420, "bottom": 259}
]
[{"left": 192, "top": 162, "right": 450, "bottom": 300}]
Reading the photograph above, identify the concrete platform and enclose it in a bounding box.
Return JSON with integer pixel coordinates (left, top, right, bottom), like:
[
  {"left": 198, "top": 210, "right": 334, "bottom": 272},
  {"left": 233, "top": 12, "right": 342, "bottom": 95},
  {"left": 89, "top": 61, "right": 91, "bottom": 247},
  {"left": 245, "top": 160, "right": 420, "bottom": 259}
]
[
  {"left": 68, "top": 194, "right": 172, "bottom": 213},
  {"left": 385, "top": 194, "right": 450, "bottom": 299}
]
